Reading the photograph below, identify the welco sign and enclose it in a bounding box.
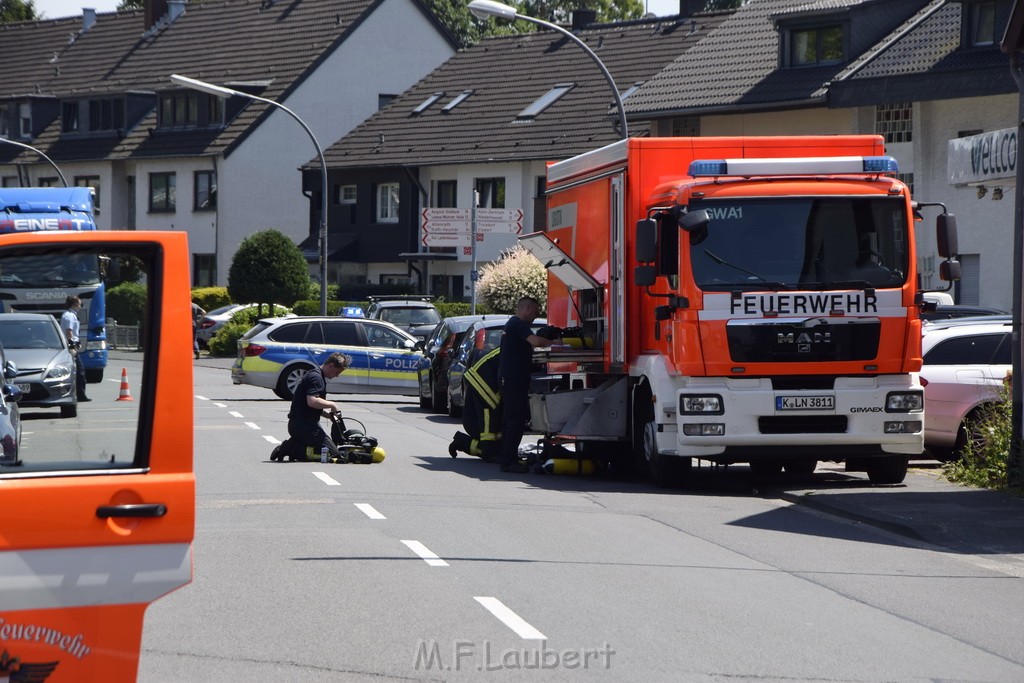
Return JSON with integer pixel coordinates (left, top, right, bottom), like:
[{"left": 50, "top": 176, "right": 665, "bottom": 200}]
[{"left": 948, "top": 127, "right": 1017, "bottom": 184}]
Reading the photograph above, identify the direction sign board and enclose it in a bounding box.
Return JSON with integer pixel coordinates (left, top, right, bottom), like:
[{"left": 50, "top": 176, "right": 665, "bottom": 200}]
[{"left": 421, "top": 207, "right": 523, "bottom": 235}]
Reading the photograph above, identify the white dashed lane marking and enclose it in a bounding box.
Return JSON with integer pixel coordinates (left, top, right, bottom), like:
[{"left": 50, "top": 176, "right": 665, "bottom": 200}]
[
  {"left": 244, "top": 422, "right": 260, "bottom": 430},
  {"left": 355, "top": 503, "right": 386, "bottom": 520},
  {"left": 474, "top": 597, "right": 546, "bottom": 640},
  {"left": 313, "top": 471, "right": 341, "bottom": 486},
  {"left": 401, "top": 540, "right": 448, "bottom": 567}
]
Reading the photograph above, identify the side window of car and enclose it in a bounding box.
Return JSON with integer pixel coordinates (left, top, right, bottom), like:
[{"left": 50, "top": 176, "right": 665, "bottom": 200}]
[
  {"left": 924, "top": 334, "right": 1003, "bottom": 365},
  {"left": 322, "top": 321, "right": 360, "bottom": 347},
  {"left": 365, "top": 324, "right": 407, "bottom": 349},
  {"left": 992, "top": 333, "right": 1012, "bottom": 365},
  {"left": 269, "top": 322, "right": 310, "bottom": 343}
]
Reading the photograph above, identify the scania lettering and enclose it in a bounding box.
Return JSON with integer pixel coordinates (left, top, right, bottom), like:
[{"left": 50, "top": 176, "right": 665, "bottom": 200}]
[
  {"left": 523, "top": 136, "right": 959, "bottom": 487},
  {"left": 0, "top": 188, "right": 108, "bottom": 382}
]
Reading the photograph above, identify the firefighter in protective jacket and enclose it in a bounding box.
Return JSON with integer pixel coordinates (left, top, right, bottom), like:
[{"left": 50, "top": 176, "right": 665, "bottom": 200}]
[{"left": 449, "top": 347, "right": 503, "bottom": 460}]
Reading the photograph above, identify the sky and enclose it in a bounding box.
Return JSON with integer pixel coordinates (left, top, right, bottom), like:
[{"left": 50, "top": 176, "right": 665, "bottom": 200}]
[{"left": 33, "top": 0, "right": 685, "bottom": 21}]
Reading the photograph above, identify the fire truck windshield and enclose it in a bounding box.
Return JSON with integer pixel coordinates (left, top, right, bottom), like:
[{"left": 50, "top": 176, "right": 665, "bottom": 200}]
[{"left": 688, "top": 196, "right": 908, "bottom": 291}]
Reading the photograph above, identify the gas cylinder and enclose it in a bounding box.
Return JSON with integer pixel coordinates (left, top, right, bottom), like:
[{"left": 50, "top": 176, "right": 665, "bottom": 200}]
[{"left": 543, "top": 458, "right": 597, "bottom": 475}]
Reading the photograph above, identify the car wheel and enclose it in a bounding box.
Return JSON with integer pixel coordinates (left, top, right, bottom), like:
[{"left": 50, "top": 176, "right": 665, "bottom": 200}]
[
  {"left": 865, "top": 456, "right": 908, "bottom": 485},
  {"left": 276, "top": 364, "right": 312, "bottom": 401},
  {"left": 60, "top": 403, "right": 77, "bottom": 418},
  {"left": 85, "top": 368, "right": 103, "bottom": 384},
  {"left": 955, "top": 408, "right": 992, "bottom": 459}
]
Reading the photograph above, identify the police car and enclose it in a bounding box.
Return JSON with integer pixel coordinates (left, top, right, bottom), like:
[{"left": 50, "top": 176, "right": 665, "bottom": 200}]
[{"left": 231, "top": 316, "right": 423, "bottom": 399}]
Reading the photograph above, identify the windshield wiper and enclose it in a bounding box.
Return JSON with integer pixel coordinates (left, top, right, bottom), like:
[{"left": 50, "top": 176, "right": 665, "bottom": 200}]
[
  {"left": 703, "top": 249, "right": 793, "bottom": 291},
  {"left": 802, "top": 280, "right": 877, "bottom": 291}
]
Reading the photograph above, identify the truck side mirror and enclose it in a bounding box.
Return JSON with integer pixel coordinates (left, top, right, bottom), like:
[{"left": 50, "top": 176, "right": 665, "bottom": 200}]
[
  {"left": 635, "top": 265, "right": 656, "bottom": 287},
  {"left": 937, "top": 213, "right": 958, "bottom": 258},
  {"left": 679, "top": 209, "right": 709, "bottom": 233},
  {"left": 939, "top": 259, "right": 960, "bottom": 282},
  {"left": 635, "top": 219, "right": 657, "bottom": 263}
]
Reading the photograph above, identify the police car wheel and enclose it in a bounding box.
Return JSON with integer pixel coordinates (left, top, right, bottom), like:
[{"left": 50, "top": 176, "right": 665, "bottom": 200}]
[{"left": 278, "top": 364, "right": 312, "bottom": 401}]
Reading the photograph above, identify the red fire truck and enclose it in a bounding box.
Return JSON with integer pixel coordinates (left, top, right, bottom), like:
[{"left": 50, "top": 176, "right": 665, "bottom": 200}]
[{"left": 521, "top": 136, "right": 958, "bottom": 486}]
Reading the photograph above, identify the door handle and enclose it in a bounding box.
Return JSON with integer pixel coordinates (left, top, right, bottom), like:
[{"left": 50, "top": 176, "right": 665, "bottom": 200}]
[{"left": 96, "top": 503, "right": 168, "bottom": 518}]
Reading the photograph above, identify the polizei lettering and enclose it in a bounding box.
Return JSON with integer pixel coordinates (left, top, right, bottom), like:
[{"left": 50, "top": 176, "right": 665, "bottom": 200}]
[{"left": 730, "top": 292, "right": 877, "bottom": 316}]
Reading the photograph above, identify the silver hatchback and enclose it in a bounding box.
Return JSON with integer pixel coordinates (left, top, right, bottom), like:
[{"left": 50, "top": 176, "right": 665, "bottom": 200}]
[{"left": 0, "top": 313, "right": 77, "bottom": 418}]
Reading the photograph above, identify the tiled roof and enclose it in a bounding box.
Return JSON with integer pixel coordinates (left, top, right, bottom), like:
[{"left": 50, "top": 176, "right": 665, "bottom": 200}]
[
  {"left": 317, "top": 12, "right": 732, "bottom": 169},
  {"left": 829, "top": 1, "right": 1015, "bottom": 106},
  {"left": 0, "top": 0, "right": 453, "bottom": 164},
  {"left": 623, "top": 0, "right": 922, "bottom": 117}
]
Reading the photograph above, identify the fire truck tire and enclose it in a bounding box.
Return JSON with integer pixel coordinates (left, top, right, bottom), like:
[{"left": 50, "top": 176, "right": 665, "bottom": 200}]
[
  {"left": 865, "top": 456, "right": 908, "bottom": 485},
  {"left": 784, "top": 458, "right": 817, "bottom": 475},
  {"left": 85, "top": 368, "right": 103, "bottom": 383},
  {"left": 633, "top": 387, "right": 689, "bottom": 487}
]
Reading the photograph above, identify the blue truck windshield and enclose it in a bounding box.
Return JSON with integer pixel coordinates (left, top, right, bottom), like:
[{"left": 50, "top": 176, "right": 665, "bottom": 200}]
[
  {"left": 688, "top": 197, "right": 908, "bottom": 291},
  {"left": 0, "top": 253, "right": 100, "bottom": 287}
]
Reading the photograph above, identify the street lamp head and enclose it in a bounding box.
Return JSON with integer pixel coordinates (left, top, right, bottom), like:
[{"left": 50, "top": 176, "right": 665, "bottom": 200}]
[
  {"left": 169, "top": 74, "right": 236, "bottom": 99},
  {"left": 468, "top": 0, "right": 517, "bottom": 21}
]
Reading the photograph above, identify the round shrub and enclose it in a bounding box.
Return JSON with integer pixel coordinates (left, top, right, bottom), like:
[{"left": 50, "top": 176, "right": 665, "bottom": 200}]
[{"left": 107, "top": 282, "right": 147, "bottom": 325}]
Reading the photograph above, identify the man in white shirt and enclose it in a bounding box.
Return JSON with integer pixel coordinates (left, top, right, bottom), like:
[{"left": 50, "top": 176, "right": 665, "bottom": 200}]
[{"left": 60, "top": 295, "right": 89, "bottom": 402}]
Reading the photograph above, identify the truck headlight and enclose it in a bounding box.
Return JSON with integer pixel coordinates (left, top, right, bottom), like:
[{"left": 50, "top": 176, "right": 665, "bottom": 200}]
[
  {"left": 886, "top": 391, "right": 923, "bottom": 412},
  {"left": 680, "top": 395, "right": 723, "bottom": 415}
]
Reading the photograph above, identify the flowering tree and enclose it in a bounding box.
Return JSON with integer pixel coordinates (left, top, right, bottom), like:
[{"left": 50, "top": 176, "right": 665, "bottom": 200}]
[{"left": 476, "top": 244, "right": 547, "bottom": 313}]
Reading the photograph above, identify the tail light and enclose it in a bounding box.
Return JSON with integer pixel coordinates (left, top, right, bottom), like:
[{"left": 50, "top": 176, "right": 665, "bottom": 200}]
[
  {"left": 474, "top": 329, "right": 486, "bottom": 350},
  {"left": 242, "top": 343, "right": 266, "bottom": 357},
  {"left": 199, "top": 319, "right": 216, "bottom": 329},
  {"left": 919, "top": 376, "right": 929, "bottom": 387}
]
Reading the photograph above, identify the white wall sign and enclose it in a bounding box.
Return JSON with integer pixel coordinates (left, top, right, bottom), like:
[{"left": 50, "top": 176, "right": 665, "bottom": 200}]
[{"left": 947, "top": 127, "right": 1017, "bottom": 185}]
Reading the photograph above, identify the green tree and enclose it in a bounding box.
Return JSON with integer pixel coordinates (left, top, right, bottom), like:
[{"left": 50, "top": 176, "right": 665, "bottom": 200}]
[
  {"left": 227, "top": 230, "right": 310, "bottom": 314},
  {"left": 0, "top": 0, "right": 37, "bottom": 23},
  {"left": 476, "top": 244, "right": 547, "bottom": 314},
  {"left": 117, "top": 0, "right": 142, "bottom": 8}
]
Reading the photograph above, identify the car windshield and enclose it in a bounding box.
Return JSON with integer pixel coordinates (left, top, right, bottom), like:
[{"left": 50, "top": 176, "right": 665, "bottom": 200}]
[
  {"left": 207, "top": 304, "right": 239, "bottom": 316},
  {"left": 381, "top": 307, "right": 441, "bottom": 326},
  {"left": 0, "top": 319, "right": 63, "bottom": 349},
  {"left": 688, "top": 197, "right": 909, "bottom": 291}
]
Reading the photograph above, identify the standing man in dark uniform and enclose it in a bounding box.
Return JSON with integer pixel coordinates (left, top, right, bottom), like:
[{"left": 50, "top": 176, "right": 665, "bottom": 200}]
[
  {"left": 286, "top": 352, "right": 350, "bottom": 461},
  {"left": 498, "top": 296, "right": 553, "bottom": 473}
]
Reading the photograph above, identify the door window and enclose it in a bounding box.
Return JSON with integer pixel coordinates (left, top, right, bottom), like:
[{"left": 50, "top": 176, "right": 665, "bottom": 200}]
[
  {"left": 924, "top": 334, "right": 1005, "bottom": 365},
  {"left": 364, "top": 324, "right": 410, "bottom": 349},
  {"left": 269, "top": 322, "right": 311, "bottom": 343},
  {"left": 322, "top": 321, "right": 360, "bottom": 346}
]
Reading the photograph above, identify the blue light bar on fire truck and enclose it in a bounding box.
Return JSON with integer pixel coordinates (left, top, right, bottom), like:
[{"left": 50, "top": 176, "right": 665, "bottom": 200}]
[{"left": 688, "top": 156, "right": 899, "bottom": 177}]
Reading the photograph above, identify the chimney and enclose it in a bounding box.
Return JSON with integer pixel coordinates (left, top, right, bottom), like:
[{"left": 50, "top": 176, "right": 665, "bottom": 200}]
[
  {"left": 168, "top": 0, "right": 186, "bottom": 21},
  {"left": 571, "top": 8, "right": 597, "bottom": 29},
  {"left": 82, "top": 7, "right": 96, "bottom": 32},
  {"left": 679, "top": 0, "right": 702, "bottom": 17},
  {"left": 145, "top": 0, "right": 168, "bottom": 29}
]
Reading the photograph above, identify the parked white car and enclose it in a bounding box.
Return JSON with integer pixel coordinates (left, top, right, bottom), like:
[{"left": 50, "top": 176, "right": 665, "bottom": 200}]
[{"left": 920, "top": 318, "right": 1011, "bottom": 460}]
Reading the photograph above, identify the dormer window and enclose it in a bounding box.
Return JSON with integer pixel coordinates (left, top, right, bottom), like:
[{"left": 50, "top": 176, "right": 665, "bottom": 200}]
[
  {"left": 62, "top": 102, "right": 79, "bottom": 133},
  {"left": 967, "top": 1, "right": 996, "bottom": 47},
  {"left": 517, "top": 83, "right": 574, "bottom": 120},
  {"left": 789, "top": 25, "right": 843, "bottom": 66},
  {"left": 158, "top": 92, "right": 224, "bottom": 129}
]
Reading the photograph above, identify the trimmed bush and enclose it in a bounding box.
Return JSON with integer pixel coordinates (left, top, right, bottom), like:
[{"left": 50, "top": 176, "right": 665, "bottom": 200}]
[
  {"left": 228, "top": 229, "right": 310, "bottom": 308},
  {"left": 191, "top": 287, "right": 231, "bottom": 311},
  {"left": 107, "top": 282, "right": 147, "bottom": 325}
]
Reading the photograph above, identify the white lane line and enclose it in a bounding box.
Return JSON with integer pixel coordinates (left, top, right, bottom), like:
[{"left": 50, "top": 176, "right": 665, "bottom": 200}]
[
  {"left": 214, "top": 403, "right": 227, "bottom": 408},
  {"left": 313, "top": 471, "right": 340, "bottom": 486},
  {"left": 401, "top": 540, "right": 448, "bottom": 567},
  {"left": 244, "top": 422, "right": 261, "bottom": 430},
  {"left": 229, "top": 411, "right": 244, "bottom": 419},
  {"left": 474, "top": 597, "right": 546, "bottom": 640},
  {"left": 196, "top": 395, "right": 209, "bottom": 401},
  {"left": 355, "top": 503, "right": 386, "bottom": 520},
  {"left": 263, "top": 435, "right": 281, "bottom": 444}
]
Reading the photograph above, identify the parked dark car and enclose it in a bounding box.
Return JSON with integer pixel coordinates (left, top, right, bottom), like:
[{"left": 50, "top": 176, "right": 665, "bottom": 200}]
[
  {"left": 364, "top": 296, "right": 442, "bottom": 343},
  {"left": 447, "top": 316, "right": 547, "bottom": 417},
  {"left": 0, "top": 339, "right": 23, "bottom": 465},
  {"left": 0, "top": 313, "right": 76, "bottom": 417},
  {"left": 416, "top": 315, "right": 504, "bottom": 413}
]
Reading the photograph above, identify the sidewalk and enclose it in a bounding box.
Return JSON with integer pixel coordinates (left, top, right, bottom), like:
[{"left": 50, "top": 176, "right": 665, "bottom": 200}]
[{"left": 779, "top": 467, "right": 1024, "bottom": 561}]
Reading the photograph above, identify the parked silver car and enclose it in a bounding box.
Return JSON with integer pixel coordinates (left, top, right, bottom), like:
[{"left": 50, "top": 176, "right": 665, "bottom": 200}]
[
  {"left": 196, "top": 303, "right": 291, "bottom": 348},
  {"left": 0, "top": 313, "right": 76, "bottom": 418},
  {"left": 920, "top": 318, "right": 1011, "bottom": 460}
]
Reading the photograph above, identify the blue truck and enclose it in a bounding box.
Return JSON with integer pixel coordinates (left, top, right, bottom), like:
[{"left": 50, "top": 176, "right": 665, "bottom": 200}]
[{"left": 0, "top": 187, "right": 108, "bottom": 381}]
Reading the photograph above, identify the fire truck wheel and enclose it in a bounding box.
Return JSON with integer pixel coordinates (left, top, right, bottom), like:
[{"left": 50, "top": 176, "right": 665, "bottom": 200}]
[
  {"left": 865, "top": 456, "right": 908, "bottom": 485},
  {"left": 783, "top": 458, "right": 817, "bottom": 475},
  {"left": 633, "top": 389, "right": 689, "bottom": 487}
]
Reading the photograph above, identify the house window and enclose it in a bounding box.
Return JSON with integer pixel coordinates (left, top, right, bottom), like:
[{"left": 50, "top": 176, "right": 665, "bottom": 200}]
[
  {"left": 19, "top": 103, "right": 31, "bottom": 138},
  {"left": 518, "top": 84, "right": 574, "bottom": 120},
  {"left": 334, "top": 184, "right": 357, "bottom": 204},
  {"left": 85, "top": 99, "right": 124, "bottom": 132},
  {"left": 671, "top": 115, "right": 700, "bottom": 137},
  {"left": 475, "top": 178, "right": 505, "bottom": 208},
  {"left": 74, "top": 176, "right": 101, "bottom": 213},
  {"left": 875, "top": 103, "right": 912, "bottom": 143},
  {"left": 159, "top": 93, "right": 200, "bottom": 128},
  {"left": 378, "top": 94, "right": 397, "bottom": 110},
  {"left": 149, "top": 172, "right": 176, "bottom": 212},
  {"left": 435, "top": 180, "right": 457, "bottom": 208},
  {"left": 194, "top": 171, "right": 216, "bottom": 210},
  {"left": 193, "top": 253, "right": 215, "bottom": 287},
  {"left": 0, "top": 106, "right": 7, "bottom": 137},
  {"left": 412, "top": 92, "right": 444, "bottom": 115},
  {"left": 208, "top": 95, "right": 224, "bottom": 126},
  {"left": 790, "top": 25, "right": 843, "bottom": 66},
  {"left": 62, "top": 102, "right": 79, "bottom": 133},
  {"left": 968, "top": 1, "right": 996, "bottom": 46},
  {"left": 2, "top": 176, "right": 18, "bottom": 187},
  {"left": 375, "top": 182, "right": 399, "bottom": 223},
  {"left": 37, "top": 177, "right": 58, "bottom": 188},
  {"left": 442, "top": 91, "right": 473, "bottom": 113}
]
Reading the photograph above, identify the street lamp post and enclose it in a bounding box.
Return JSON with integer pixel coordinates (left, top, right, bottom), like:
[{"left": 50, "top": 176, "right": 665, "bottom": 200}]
[
  {"left": 170, "top": 74, "right": 330, "bottom": 316},
  {"left": 0, "top": 137, "right": 68, "bottom": 187},
  {"left": 467, "top": 0, "right": 628, "bottom": 140}
]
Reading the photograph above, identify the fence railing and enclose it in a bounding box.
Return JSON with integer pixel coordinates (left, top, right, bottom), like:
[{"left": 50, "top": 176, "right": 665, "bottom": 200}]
[{"left": 108, "top": 324, "right": 141, "bottom": 350}]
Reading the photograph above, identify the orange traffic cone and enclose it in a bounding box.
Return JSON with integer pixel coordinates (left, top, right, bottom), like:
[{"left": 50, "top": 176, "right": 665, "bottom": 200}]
[{"left": 117, "top": 368, "right": 133, "bottom": 402}]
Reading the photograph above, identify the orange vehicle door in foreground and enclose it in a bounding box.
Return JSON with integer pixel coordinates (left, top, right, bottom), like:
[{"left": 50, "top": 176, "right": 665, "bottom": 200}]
[{"left": 0, "top": 232, "right": 195, "bottom": 681}]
